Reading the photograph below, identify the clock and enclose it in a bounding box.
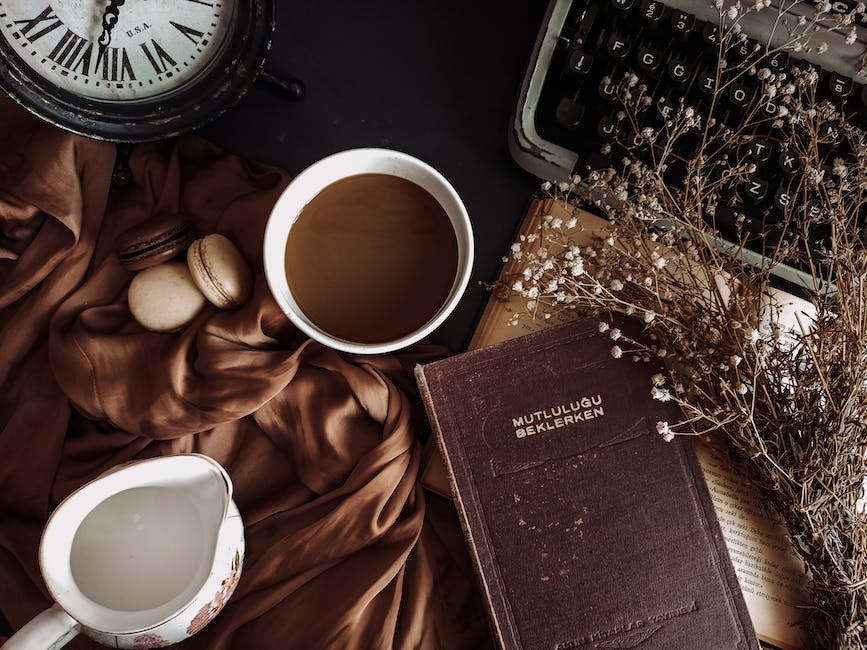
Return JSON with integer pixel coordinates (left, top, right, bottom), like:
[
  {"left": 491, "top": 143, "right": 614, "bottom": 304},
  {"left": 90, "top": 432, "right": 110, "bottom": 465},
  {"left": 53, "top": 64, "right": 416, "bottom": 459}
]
[{"left": 0, "top": 0, "right": 275, "bottom": 142}]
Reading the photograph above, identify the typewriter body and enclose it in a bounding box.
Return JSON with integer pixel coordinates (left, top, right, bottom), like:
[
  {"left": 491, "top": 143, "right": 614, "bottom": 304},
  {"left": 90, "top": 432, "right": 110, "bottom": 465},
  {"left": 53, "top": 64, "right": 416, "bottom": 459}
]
[{"left": 510, "top": 0, "right": 867, "bottom": 289}]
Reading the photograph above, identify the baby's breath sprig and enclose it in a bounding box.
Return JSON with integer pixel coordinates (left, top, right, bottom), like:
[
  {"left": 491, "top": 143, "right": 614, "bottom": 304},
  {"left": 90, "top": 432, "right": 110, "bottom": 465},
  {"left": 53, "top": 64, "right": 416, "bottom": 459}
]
[{"left": 500, "top": 2, "right": 867, "bottom": 647}]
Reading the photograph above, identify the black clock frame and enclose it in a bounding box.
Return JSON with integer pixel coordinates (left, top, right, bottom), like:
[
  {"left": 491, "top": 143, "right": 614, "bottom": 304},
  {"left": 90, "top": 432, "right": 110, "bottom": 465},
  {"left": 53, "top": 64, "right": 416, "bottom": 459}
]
[{"left": 0, "top": 0, "right": 274, "bottom": 142}]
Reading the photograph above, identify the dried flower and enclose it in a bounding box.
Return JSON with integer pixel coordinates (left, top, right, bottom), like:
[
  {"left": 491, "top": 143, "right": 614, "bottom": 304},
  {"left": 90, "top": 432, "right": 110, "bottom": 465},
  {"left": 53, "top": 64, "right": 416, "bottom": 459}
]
[
  {"left": 497, "top": 3, "right": 867, "bottom": 644},
  {"left": 651, "top": 387, "right": 672, "bottom": 402},
  {"left": 656, "top": 421, "right": 675, "bottom": 442}
]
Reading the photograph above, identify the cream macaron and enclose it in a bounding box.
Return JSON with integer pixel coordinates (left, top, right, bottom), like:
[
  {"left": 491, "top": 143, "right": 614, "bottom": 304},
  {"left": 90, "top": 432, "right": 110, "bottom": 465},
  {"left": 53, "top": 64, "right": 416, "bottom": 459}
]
[
  {"left": 187, "top": 234, "right": 253, "bottom": 310},
  {"left": 128, "top": 261, "right": 208, "bottom": 332}
]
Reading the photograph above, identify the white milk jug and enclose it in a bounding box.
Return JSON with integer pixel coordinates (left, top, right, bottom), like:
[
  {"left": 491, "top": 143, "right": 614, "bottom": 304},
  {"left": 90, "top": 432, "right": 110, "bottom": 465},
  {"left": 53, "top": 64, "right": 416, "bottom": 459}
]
[{"left": 5, "top": 454, "right": 245, "bottom": 649}]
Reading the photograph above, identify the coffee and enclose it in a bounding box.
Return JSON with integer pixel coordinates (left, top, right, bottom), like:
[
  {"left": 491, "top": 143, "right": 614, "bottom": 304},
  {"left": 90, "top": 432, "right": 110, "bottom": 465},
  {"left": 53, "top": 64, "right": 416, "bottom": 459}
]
[
  {"left": 264, "top": 149, "right": 473, "bottom": 354},
  {"left": 284, "top": 173, "right": 459, "bottom": 344}
]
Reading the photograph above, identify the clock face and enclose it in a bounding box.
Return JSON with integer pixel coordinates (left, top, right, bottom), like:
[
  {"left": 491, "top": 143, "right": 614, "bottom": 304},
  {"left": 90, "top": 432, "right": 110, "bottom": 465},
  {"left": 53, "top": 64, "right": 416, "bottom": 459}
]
[
  {"left": 0, "top": 0, "right": 235, "bottom": 101},
  {"left": 0, "top": 0, "right": 273, "bottom": 141}
]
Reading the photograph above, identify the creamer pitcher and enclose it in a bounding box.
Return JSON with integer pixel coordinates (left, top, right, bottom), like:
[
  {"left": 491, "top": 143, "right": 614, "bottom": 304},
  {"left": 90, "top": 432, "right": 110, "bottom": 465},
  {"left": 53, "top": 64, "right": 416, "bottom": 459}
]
[{"left": 5, "top": 454, "right": 244, "bottom": 649}]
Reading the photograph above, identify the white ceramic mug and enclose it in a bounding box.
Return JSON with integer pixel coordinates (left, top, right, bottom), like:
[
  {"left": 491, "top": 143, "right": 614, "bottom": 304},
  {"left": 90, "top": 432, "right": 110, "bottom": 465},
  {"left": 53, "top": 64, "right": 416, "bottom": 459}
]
[
  {"left": 263, "top": 148, "right": 474, "bottom": 355},
  {"left": 5, "top": 454, "right": 245, "bottom": 650}
]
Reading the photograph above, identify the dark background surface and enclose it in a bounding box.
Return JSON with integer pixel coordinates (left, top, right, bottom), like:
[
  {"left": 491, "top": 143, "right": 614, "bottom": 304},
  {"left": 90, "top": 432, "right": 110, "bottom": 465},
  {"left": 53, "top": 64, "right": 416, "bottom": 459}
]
[
  {"left": 200, "top": 0, "right": 548, "bottom": 352},
  {"left": 0, "top": 0, "right": 547, "bottom": 639}
]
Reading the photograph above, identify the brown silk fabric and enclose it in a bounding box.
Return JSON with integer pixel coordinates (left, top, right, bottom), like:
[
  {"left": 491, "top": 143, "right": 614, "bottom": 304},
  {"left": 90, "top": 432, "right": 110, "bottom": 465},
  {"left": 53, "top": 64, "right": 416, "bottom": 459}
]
[{"left": 0, "top": 98, "right": 491, "bottom": 649}]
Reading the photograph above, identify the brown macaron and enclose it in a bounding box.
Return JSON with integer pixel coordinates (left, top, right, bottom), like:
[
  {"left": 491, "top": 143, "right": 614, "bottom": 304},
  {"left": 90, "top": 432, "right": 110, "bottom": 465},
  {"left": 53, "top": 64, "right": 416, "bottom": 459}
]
[
  {"left": 187, "top": 234, "right": 253, "bottom": 310},
  {"left": 116, "top": 215, "right": 196, "bottom": 271}
]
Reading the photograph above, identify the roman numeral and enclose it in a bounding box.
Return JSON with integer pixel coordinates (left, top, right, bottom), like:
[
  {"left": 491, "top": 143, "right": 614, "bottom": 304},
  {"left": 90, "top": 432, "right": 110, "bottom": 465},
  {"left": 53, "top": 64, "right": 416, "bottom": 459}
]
[
  {"left": 13, "top": 5, "right": 63, "bottom": 42},
  {"left": 170, "top": 21, "right": 204, "bottom": 45},
  {"left": 101, "top": 47, "right": 136, "bottom": 82},
  {"left": 48, "top": 29, "right": 93, "bottom": 74},
  {"left": 140, "top": 39, "right": 177, "bottom": 74}
]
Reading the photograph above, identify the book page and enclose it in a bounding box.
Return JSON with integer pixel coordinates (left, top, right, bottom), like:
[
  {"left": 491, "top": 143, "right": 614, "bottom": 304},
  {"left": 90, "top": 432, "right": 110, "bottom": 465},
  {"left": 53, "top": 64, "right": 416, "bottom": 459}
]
[
  {"left": 694, "top": 442, "right": 810, "bottom": 650},
  {"left": 421, "top": 198, "right": 812, "bottom": 648}
]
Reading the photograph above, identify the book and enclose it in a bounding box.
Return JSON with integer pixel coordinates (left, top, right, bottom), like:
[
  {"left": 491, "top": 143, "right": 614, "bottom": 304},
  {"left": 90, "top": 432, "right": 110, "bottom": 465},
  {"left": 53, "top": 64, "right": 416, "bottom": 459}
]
[
  {"left": 416, "top": 315, "right": 760, "bottom": 650},
  {"left": 420, "top": 198, "right": 810, "bottom": 649}
]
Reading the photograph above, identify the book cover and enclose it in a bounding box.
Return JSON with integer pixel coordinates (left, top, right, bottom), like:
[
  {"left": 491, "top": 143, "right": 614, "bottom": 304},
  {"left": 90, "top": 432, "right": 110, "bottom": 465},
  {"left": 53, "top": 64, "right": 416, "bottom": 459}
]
[
  {"left": 420, "top": 197, "right": 809, "bottom": 649},
  {"left": 416, "top": 315, "right": 760, "bottom": 650}
]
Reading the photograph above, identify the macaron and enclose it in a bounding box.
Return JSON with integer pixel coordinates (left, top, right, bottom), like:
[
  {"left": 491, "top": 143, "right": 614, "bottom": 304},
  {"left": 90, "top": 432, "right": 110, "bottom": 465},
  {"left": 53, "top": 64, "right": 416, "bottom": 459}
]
[
  {"left": 128, "top": 261, "right": 207, "bottom": 332},
  {"left": 116, "top": 215, "right": 196, "bottom": 271},
  {"left": 187, "top": 234, "right": 253, "bottom": 309}
]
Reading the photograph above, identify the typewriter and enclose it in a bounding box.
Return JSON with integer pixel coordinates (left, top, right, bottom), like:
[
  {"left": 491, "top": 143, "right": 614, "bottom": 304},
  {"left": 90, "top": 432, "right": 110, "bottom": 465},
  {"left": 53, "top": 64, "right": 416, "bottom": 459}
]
[{"left": 509, "top": 0, "right": 867, "bottom": 291}]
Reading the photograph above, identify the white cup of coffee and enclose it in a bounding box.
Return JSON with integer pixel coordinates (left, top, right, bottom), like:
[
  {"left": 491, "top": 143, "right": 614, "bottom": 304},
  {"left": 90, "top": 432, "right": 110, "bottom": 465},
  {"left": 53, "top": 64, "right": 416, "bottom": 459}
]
[{"left": 263, "top": 148, "right": 473, "bottom": 354}]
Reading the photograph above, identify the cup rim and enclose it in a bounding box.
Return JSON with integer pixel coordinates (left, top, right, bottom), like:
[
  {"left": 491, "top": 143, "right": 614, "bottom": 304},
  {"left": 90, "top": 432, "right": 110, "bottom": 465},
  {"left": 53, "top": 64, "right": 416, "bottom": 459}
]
[{"left": 263, "top": 148, "right": 474, "bottom": 355}]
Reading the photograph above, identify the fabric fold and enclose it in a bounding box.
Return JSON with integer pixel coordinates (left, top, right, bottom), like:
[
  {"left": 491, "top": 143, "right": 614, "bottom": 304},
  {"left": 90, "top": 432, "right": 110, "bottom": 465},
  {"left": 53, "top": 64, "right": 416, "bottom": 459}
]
[{"left": 0, "top": 98, "right": 490, "bottom": 649}]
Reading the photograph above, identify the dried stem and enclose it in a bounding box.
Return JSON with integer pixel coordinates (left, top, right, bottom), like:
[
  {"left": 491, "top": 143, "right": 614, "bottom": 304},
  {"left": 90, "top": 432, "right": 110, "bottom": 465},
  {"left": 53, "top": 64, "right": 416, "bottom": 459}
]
[{"left": 499, "top": 1, "right": 867, "bottom": 646}]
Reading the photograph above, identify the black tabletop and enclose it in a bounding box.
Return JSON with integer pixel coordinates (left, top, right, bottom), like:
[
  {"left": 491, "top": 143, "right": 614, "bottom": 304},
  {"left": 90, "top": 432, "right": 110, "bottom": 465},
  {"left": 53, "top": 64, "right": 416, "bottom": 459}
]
[{"left": 200, "top": 0, "right": 548, "bottom": 352}]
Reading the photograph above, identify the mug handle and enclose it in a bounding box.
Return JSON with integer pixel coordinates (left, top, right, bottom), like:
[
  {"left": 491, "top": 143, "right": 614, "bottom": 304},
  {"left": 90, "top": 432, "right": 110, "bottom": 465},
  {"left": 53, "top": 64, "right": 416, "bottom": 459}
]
[{"left": 4, "top": 603, "right": 81, "bottom": 650}]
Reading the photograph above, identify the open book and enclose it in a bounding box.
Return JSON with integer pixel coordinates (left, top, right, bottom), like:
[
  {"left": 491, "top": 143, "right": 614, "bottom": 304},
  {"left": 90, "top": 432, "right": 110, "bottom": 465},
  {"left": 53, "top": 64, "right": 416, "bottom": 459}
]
[{"left": 421, "top": 198, "right": 811, "bottom": 650}]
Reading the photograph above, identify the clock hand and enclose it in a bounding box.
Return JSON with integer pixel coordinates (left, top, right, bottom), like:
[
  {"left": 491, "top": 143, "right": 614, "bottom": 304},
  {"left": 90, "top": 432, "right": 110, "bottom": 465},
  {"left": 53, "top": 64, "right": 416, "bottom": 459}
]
[{"left": 94, "top": 0, "right": 126, "bottom": 72}]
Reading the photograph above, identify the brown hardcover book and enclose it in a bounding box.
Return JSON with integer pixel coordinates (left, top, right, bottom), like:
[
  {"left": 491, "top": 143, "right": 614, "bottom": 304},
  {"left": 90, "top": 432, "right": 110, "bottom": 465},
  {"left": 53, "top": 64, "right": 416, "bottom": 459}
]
[
  {"left": 416, "top": 315, "right": 760, "bottom": 650},
  {"left": 421, "top": 198, "right": 810, "bottom": 650}
]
